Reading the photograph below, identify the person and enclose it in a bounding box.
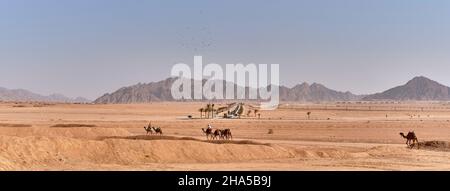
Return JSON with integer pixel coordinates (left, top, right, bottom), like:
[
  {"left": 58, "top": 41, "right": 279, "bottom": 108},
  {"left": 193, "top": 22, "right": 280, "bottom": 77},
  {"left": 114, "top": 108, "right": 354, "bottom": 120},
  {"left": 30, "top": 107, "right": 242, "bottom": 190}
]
[{"left": 207, "top": 124, "right": 212, "bottom": 130}]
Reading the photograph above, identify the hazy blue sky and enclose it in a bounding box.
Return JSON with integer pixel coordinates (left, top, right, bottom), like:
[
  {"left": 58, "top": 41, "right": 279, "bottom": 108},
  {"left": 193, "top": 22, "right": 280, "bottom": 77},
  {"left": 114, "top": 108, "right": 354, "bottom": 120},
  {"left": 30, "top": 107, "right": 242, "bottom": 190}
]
[{"left": 1, "top": 0, "right": 450, "bottom": 99}]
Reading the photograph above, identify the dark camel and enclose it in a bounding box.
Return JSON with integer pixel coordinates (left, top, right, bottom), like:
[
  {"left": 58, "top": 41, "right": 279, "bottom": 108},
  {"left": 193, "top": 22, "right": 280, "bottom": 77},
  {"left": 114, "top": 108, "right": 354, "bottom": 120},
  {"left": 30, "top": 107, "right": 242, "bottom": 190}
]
[
  {"left": 399, "top": 131, "right": 419, "bottom": 149},
  {"left": 152, "top": 126, "right": 163, "bottom": 135},
  {"left": 202, "top": 128, "right": 213, "bottom": 140},
  {"left": 212, "top": 129, "right": 221, "bottom": 140},
  {"left": 220, "top": 129, "right": 232, "bottom": 140}
]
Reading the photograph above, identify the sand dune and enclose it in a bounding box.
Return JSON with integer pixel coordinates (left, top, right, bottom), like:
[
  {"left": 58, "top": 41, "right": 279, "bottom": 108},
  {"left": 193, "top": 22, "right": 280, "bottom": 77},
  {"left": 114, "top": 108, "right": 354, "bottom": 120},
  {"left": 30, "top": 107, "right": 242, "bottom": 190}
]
[
  {"left": 0, "top": 135, "right": 295, "bottom": 170},
  {"left": 0, "top": 127, "right": 131, "bottom": 139}
]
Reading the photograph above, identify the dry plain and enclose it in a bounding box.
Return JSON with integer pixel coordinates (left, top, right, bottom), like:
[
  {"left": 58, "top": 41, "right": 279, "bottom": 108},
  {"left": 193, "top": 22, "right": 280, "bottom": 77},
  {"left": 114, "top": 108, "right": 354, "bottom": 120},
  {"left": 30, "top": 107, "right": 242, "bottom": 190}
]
[{"left": 0, "top": 101, "right": 450, "bottom": 170}]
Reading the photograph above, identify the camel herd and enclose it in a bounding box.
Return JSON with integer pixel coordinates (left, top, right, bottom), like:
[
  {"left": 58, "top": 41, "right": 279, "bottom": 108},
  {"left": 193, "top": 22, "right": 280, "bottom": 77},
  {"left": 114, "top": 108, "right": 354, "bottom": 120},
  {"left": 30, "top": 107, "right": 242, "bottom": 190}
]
[
  {"left": 202, "top": 128, "right": 233, "bottom": 140},
  {"left": 144, "top": 123, "right": 163, "bottom": 135},
  {"left": 143, "top": 122, "right": 419, "bottom": 149},
  {"left": 144, "top": 122, "right": 232, "bottom": 141}
]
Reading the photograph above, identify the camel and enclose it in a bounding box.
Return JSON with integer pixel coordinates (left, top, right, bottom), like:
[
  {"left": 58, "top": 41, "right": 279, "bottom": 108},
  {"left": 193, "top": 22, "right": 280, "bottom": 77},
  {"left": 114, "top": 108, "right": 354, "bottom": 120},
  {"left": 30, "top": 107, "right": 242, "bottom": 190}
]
[
  {"left": 399, "top": 131, "right": 419, "bottom": 149},
  {"left": 220, "top": 129, "right": 232, "bottom": 140},
  {"left": 218, "top": 129, "right": 226, "bottom": 139},
  {"left": 152, "top": 126, "right": 163, "bottom": 135},
  {"left": 144, "top": 125, "right": 153, "bottom": 135},
  {"left": 144, "top": 122, "right": 154, "bottom": 135},
  {"left": 212, "top": 129, "right": 221, "bottom": 140},
  {"left": 202, "top": 128, "right": 213, "bottom": 140}
]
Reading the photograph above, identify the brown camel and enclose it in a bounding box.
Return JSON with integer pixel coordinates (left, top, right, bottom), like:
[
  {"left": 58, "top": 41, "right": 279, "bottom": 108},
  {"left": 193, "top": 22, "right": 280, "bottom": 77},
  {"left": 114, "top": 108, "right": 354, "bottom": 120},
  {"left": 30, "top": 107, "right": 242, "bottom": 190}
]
[
  {"left": 399, "top": 131, "right": 419, "bottom": 149},
  {"left": 152, "top": 126, "right": 163, "bottom": 135},
  {"left": 212, "top": 129, "right": 221, "bottom": 140},
  {"left": 221, "top": 129, "right": 232, "bottom": 140},
  {"left": 202, "top": 128, "right": 213, "bottom": 140},
  {"left": 144, "top": 125, "right": 153, "bottom": 135},
  {"left": 218, "top": 129, "right": 225, "bottom": 140}
]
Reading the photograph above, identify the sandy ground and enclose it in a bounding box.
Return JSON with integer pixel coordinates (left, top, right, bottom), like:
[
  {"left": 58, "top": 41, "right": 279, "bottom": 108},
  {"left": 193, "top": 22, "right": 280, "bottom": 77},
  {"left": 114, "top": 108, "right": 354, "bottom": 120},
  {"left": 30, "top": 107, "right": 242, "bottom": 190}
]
[{"left": 0, "top": 101, "right": 450, "bottom": 171}]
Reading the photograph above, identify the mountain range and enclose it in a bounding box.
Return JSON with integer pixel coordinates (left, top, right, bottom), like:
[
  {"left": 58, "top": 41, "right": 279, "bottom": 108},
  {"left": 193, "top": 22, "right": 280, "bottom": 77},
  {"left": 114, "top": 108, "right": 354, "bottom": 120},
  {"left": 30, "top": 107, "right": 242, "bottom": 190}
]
[
  {"left": 93, "top": 77, "right": 362, "bottom": 104},
  {"left": 0, "top": 87, "right": 91, "bottom": 103},
  {"left": 3, "top": 76, "right": 449, "bottom": 104},
  {"left": 362, "top": 76, "right": 450, "bottom": 101},
  {"left": 94, "top": 76, "right": 450, "bottom": 104}
]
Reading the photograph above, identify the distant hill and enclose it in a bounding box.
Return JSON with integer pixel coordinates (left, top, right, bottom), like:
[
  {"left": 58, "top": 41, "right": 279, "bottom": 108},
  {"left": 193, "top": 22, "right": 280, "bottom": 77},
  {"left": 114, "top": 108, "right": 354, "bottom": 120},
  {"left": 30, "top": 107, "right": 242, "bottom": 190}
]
[
  {"left": 94, "top": 78, "right": 178, "bottom": 103},
  {"left": 0, "top": 87, "right": 91, "bottom": 103},
  {"left": 362, "top": 76, "right": 450, "bottom": 101},
  {"left": 279, "top": 82, "right": 362, "bottom": 102},
  {"left": 94, "top": 78, "right": 361, "bottom": 104}
]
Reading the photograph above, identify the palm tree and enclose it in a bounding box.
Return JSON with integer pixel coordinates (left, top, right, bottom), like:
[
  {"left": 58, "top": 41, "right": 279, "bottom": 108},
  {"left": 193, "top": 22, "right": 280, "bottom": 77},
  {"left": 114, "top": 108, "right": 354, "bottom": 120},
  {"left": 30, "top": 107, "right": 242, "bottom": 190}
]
[
  {"left": 237, "top": 104, "right": 244, "bottom": 119},
  {"left": 254, "top": 109, "right": 259, "bottom": 117},
  {"left": 211, "top": 104, "right": 215, "bottom": 118},
  {"left": 206, "top": 104, "right": 211, "bottom": 119},
  {"left": 212, "top": 108, "right": 217, "bottom": 118},
  {"left": 199, "top": 108, "right": 204, "bottom": 119}
]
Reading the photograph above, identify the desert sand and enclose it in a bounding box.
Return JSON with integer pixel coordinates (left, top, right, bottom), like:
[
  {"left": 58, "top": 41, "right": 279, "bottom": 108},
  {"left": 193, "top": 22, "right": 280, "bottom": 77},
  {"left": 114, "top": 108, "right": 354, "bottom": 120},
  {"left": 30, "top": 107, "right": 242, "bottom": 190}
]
[{"left": 0, "top": 101, "right": 450, "bottom": 171}]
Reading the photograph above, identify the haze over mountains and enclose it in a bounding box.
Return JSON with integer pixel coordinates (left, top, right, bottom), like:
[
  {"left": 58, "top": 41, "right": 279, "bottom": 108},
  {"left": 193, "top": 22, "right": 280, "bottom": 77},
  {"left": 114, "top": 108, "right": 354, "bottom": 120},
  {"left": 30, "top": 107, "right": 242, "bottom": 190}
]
[
  {"left": 93, "top": 78, "right": 362, "bottom": 104},
  {"left": 0, "top": 87, "right": 91, "bottom": 103},
  {"left": 94, "top": 76, "right": 450, "bottom": 104},
  {"left": 2, "top": 76, "right": 449, "bottom": 103},
  {"left": 278, "top": 82, "right": 362, "bottom": 102}
]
